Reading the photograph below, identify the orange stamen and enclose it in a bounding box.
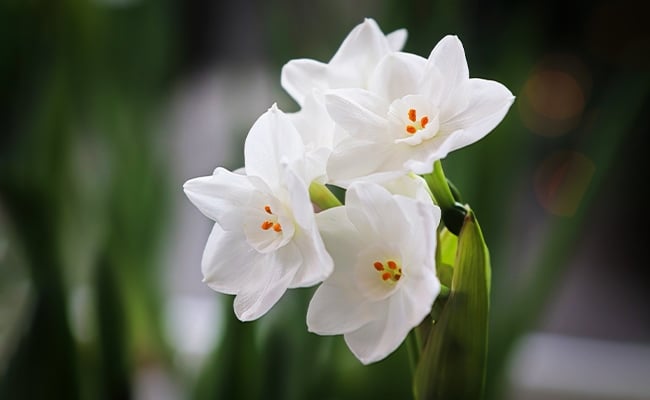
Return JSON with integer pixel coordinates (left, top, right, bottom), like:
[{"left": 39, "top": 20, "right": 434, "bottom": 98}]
[
  {"left": 408, "top": 109, "right": 417, "bottom": 122},
  {"left": 420, "top": 116, "right": 429, "bottom": 128},
  {"left": 387, "top": 261, "right": 397, "bottom": 270},
  {"left": 382, "top": 272, "right": 392, "bottom": 281},
  {"left": 374, "top": 262, "right": 384, "bottom": 271},
  {"left": 264, "top": 205, "right": 272, "bottom": 214},
  {"left": 273, "top": 222, "right": 282, "bottom": 232},
  {"left": 406, "top": 125, "right": 417, "bottom": 134},
  {"left": 261, "top": 220, "right": 273, "bottom": 230}
]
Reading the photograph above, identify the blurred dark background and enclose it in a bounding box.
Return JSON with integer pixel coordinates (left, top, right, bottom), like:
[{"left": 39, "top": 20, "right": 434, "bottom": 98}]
[{"left": 1, "top": 0, "right": 648, "bottom": 399}]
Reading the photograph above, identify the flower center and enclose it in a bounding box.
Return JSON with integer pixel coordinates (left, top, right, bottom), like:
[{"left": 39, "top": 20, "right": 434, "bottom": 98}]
[
  {"left": 372, "top": 259, "right": 403, "bottom": 284},
  {"left": 405, "top": 108, "right": 430, "bottom": 135},
  {"left": 260, "top": 205, "right": 282, "bottom": 232}
]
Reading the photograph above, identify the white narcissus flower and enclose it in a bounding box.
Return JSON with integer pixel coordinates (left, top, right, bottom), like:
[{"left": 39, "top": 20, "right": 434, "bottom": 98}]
[
  {"left": 308, "top": 182, "right": 441, "bottom": 364},
  {"left": 282, "top": 18, "right": 407, "bottom": 183},
  {"left": 184, "top": 105, "right": 333, "bottom": 321},
  {"left": 325, "top": 35, "right": 515, "bottom": 186},
  {"left": 281, "top": 18, "right": 407, "bottom": 107}
]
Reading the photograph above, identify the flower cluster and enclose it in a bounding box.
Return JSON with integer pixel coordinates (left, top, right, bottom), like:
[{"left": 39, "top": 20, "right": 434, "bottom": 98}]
[{"left": 184, "top": 18, "right": 513, "bottom": 364}]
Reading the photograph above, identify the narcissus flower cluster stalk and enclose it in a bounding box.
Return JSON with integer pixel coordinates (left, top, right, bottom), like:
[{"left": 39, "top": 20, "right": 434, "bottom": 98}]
[{"left": 184, "top": 17, "right": 513, "bottom": 399}]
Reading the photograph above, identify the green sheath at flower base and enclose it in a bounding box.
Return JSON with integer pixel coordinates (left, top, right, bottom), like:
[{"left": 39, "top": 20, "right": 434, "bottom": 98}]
[
  {"left": 422, "top": 161, "right": 467, "bottom": 235},
  {"left": 413, "top": 209, "right": 491, "bottom": 400},
  {"left": 309, "top": 182, "right": 343, "bottom": 210}
]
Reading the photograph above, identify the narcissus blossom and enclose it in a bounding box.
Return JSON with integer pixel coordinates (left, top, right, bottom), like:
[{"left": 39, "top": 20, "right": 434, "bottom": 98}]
[
  {"left": 184, "top": 105, "right": 333, "bottom": 321},
  {"left": 183, "top": 17, "right": 514, "bottom": 370},
  {"left": 282, "top": 18, "right": 407, "bottom": 183},
  {"left": 307, "top": 182, "right": 441, "bottom": 364},
  {"left": 281, "top": 18, "right": 407, "bottom": 107},
  {"left": 325, "top": 35, "right": 515, "bottom": 185}
]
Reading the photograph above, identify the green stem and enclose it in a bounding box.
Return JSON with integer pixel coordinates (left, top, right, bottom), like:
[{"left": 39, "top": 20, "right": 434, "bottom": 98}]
[
  {"left": 309, "top": 182, "right": 342, "bottom": 210},
  {"left": 439, "top": 284, "right": 450, "bottom": 299},
  {"left": 422, "top": 161, "right": 467, "bottom": 235},
  {"left": 406, "top": 329, "right": 420, "bottom": 376},
  {"left": 422, "top": 160, "right": 455, "bottom": 210}
]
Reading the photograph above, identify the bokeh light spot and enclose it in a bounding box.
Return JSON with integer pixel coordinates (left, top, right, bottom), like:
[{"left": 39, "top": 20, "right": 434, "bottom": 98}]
[
  {"left": 534, "top": 150, "right": 596, "bottom": 217},
  {"left": 520, "top": 68, "right": 585, "bottom": 137}
]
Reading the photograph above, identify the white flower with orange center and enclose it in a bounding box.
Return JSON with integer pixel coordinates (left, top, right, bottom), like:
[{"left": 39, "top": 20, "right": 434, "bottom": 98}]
[
  {"left": 184, "top": 105, "right": 333, "bottom": 321},
  {"left": 324, "top": 36, "right": 515, "bottom": 185},
  {"left": 307, "top": 182, "right": 441, "bottom": 364},
  {"left": 281, "top": 18, "right": 407, "bottom": 183}
]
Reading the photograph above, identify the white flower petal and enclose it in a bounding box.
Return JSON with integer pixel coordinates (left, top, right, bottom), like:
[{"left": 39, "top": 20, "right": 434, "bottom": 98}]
[
  {"left": 233, "top": 246, "right": 301, "bottom": 321},
  {"left": 393, "top": 194, "right": 441, "bottom": 267},
  {"left": 401, "top": 138, "right": 453, "bottom": 174},
  {"left": 327, "top": 139, "right": 403, "bottom": 187},
  {"left": 283, "top": 169, "right": 333, "bottom": 287},
  {"left": 342, "top": 310, "right": 394, "bottom": 365},
  {"left": 399, "top": 271, "right": 440, "bottom": 323},
  {"left": 426, "top": 35, "right": 469, "bottom": 102},
  {"left": 288, "top": 92, "right": 334, "bottom": 150},
  {"left": 183, "top": 168, "right": 254, "bottom": 229},
  {"left": 345, "top": 182, "right": 411, "bottom": 243},
  {"left": 325, "top": 89, "right": 389, "bottom": 136},
  {"left": 369, "top": 52, "right": 427, "bottom": 100},
  {"left": 381, "top": 174, "right": 432, "bottom": 203},
  {"left": 201, "top": 224, "right": 257, "bottom": 295},
  {"left": 244, "top": 104, "right": 305, "bottom": 186},
  {"left": 441, "top": 78, "right": 515, "bottom": 148},
  {"left": 289, "top": 231, "right": 333, "bottom": 288},
  {"left": 281, "top": 59, "right": 329, "bottom": 106},
  {"left": 344, "top": 289, "right": 431, "bottom": 364},
  {"left": 315, "top": 206, "right": 363, "bottom": 287},
  {"left": 343, "top": 319, "right": 385, "bottom": 364},
  {"left": 284, "top": 167, "right": 314, "bottom": 232},
  {"left": 329, "top": 18, "right": 392, "bottom": 75},
  {"left": 307, "top": 283, "right": 380, "bottom": 335},
  {"left": 385, "top": 28, "right": 408, "bottom": 51}
]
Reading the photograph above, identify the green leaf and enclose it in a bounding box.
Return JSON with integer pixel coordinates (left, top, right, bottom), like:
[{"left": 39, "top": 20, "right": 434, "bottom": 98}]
[
  {"left": 437, "top": 228, "right": 458, "bottom": 266},
  {"left": 414, "top": 210, "right": 491, "bottom": 400}
]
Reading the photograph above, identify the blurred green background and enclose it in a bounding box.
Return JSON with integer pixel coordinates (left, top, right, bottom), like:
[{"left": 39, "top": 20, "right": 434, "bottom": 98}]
[{"left": 1, "top": 0, "right": 648, "bottom": 399}]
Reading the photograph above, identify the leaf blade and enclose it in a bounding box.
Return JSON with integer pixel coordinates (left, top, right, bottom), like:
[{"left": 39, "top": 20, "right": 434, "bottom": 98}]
[{"left": 414, "top": 210, "right": 491, "bottom": 400}]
